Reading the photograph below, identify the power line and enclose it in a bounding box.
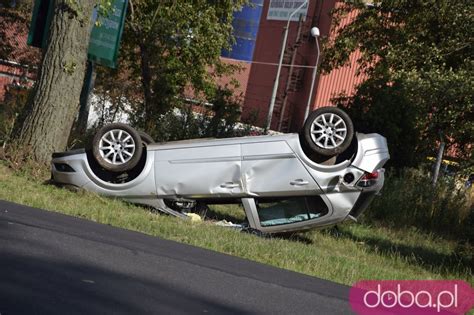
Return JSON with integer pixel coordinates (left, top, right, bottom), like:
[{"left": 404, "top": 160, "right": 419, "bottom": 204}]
[{"left": 224, "top": 57, "right": 317, "bottom": 69}]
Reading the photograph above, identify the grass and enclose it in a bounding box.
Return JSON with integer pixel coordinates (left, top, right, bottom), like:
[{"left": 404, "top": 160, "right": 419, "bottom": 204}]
[
  {"left": 0, "top": 163, "right": 472, "bottom": 287},
  {"left": 363, "top": 168, "right": 473, "bottom": 242}
]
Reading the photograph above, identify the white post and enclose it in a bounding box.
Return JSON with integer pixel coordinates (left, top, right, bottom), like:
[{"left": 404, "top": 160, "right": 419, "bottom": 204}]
[
  {"left": 432, "top": 132, "right": 446, "bottom": 187},
  {"left": 304, "top": 27, "right": 320, "bottom": 121},
  {"left": 265, "top": 0, "right": 308, "bottom": 133}
]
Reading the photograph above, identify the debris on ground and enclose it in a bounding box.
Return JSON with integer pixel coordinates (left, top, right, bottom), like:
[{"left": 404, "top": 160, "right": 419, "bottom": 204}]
[
  {"left": 185, "top": 213, "right": 202, "bottom": 222},
  {"left": 215, "top": 220, "right": 242, "bottom": 229}
]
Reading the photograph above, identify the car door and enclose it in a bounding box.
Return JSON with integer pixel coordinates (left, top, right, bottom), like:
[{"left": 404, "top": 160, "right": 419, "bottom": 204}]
[
  {"left": 241, "top": 141, "right": 321, "bottom": 196},
  {"left": 154, "top": 144, "right": 243, "bottom": 198}
]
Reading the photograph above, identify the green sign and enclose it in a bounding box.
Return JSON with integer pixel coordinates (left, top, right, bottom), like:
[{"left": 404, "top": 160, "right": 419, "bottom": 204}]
[
  {"left": 27, "top": 0, "right": 53, "bottom": 48},
  {"left": 88, "top": 0, "right": 128, "bottom": 68},
  {"left": 28, "top": 0, "right": 127, "bottom": 69}
]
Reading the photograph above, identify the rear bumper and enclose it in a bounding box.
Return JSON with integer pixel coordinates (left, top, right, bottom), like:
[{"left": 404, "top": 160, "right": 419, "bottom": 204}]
[
  {"left": 348, "top": 170, "right": 385, "bottom": 220},
  {"left": 351, "top": 133, "right": 390, "bottom": 173},
  {"left": 348, "top": 192, "right": 376, "bottom": 220}
]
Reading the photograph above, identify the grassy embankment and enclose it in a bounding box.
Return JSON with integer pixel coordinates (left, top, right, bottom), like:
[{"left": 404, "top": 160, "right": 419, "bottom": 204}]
[{"left": 0, "top": 163, "right": 471, "bottom": 287}]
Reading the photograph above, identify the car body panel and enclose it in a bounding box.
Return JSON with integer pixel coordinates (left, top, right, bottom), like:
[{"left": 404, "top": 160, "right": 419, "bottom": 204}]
[
  {"left": 242, "top": 140, "right": 321, "bottom": 197},
  {"left": 351, "top": 133, "right": 390, "bottom": 173},
  {"left": 53, "top": 151, "right": 158, "bottom": 199},
  {"left": 154, "top": 144, "right": 242, "bottom": 198}
]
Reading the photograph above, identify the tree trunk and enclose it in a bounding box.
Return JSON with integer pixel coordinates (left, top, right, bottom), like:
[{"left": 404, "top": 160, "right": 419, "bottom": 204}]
[
  {"left": 74, "top": 61, "right": 96, "bottom": 136},
  {"left": 14, "top": 0, "right": 95, "bottom": 163},
  {"left": 139, "top": 41, "right": 153, "bottom": 133}
]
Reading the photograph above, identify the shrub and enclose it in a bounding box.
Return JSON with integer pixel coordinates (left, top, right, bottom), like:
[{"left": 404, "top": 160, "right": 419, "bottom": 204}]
[
  {"left": 362, "top": 168, "right": 472, "bottom": 242},
  {"left": 150, "top": 105, "right": 205, "bottom": 142},
  {"left": 144, "top": 88, "right": 261, "bottom": 142},
  {"left": 0, "top": 85, "right": 30, "bottom": 146}
]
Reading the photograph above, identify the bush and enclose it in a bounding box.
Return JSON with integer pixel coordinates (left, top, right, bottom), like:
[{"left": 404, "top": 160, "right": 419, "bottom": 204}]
[
  {"left": 0, "top": 85, "right": 30, "bottom": 146},
  {"left": 362, "top": 168, "right": 472, "bottom": 242},
  {"left": 150, "top": 105, "right": 205, "bottom": 142},
  {"left": 143, "top": 88, "right": 261, "bottom": 142}
]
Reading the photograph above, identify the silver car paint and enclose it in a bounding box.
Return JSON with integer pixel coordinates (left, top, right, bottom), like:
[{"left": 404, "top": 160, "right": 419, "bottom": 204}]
[
  {"left": 51, "top": 132, "right": 389, "bottom": 233},
  {"left": 154, "top": 144, "right": 243, "bottom": 198}
]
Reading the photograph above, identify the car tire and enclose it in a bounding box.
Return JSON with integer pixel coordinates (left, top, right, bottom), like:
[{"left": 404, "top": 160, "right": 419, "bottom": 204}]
[
  {"left": 91, "top": 123, "right": 143, "bottom": 172},
  {"left": 138, "top": 130, "right": 155, "bottom": 146},
  {"left": 302, "top": 107, "right": 354, "bottom": 157}
]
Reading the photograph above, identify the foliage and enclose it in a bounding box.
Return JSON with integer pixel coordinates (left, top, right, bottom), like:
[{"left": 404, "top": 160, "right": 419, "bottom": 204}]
[
  {"left": 362, "top": 168, "right": 472, "bottom": 242},
  {"left": 149, "top": 105, "right": 205, "bottom": 142},
  {"left": 89, "top": 72, "right": 253, "bottom": 142},
  {"left": 0, "top": 86, "right": 31, "bottom": 146},
  {"left": 202, "top": 87, "right": 245, "bottom": 138},
  {"left": 141, "top": 87, "right": 252, "bottom": 142},
  {"left": 0, "top": 0, "right": 37, "bottom": 63},
  {"left": 334, "top": 79, "right": 420, "bottom": 167},
  {"left": 123, "top": 0, "right": 248, "bottom": 132},
  {"left": 323, "top": 0, "right": 473, "bottom": 167},
  {"left": 90, "top": 65, "right": 140, "bottom": 127}
]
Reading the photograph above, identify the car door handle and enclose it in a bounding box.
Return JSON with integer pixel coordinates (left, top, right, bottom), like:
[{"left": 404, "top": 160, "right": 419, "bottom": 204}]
[
  {"left": 290, "top": 179, "right": 309, "bottom": 186},
  {"left": 220, "top": 182, "right": 240, "bottom": 189}
]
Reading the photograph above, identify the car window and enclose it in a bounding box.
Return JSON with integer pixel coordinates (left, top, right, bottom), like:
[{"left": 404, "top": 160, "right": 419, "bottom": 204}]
[{"left": 256, "top": 196, "right": 329, "bottom": 227}]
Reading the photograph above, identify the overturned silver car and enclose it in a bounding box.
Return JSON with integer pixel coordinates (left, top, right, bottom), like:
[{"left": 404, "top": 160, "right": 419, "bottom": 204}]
[{"left": 51, "top": 107, "right": 389, "bottom": 233}]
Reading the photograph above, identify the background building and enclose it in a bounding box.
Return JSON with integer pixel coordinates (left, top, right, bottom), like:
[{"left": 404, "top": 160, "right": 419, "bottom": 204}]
[
  {"left": 0, "top": 22, "right": 38, "bottom": 102},
  {"left": 223, "top": 0, "right": 364, "bottom": 132},
  {"left": 1, "top": 0, "right": 364, "bottom": 134}
]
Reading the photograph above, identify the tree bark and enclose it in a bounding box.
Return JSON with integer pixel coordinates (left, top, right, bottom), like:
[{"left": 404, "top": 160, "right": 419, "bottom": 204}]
[
  {"left": 139, "top": 41, "right": 153, "bottom": 133},
  {"left": 74, "top": 61, "right": 96, "bottom": 136},
  {"left": 14, "top": 0, "right": 95, "bottom": 163}
]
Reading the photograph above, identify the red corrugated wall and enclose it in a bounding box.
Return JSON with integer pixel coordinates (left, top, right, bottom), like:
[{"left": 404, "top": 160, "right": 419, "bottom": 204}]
[
  {"left": 313, "top": 8, "right": 366, "bottom": 108},
  {"left": 241, "top": 1, "right": 368, "bottom": 130}
]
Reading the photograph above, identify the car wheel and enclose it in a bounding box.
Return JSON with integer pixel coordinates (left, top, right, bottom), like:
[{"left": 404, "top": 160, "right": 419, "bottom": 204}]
[
  {"left": 138, "top": 130, "right": 155, "bottom": 146},
  {"left": 92, "top": 123, "right": 143, "bottom": 172},
  {"left": 302, "top": 107, "right": 354, "bottom": 157}
]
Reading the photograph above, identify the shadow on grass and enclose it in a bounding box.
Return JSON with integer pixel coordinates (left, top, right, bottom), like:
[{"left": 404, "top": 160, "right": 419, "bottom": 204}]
[
  {"left": 204, "top": 206, "right": 246, "bottom": 224},
  {"left": 272, "top": 232, "right": 314, "bottom": 245},
  {"left": 324, "top": 227, "right": 473, "bottom": 277}
]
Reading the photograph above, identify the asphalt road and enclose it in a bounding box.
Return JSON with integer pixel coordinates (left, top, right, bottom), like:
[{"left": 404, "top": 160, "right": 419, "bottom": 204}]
[{"left": 0, "top": 200, "right": 353, "bottom": 314}]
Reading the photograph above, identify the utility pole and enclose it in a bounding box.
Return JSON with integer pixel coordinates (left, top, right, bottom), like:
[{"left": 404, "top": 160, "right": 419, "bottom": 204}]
[
  {"left": 432, "top": 132, "right": 445, "bottom": 187},
  {"left": 304, "top": 26, "right": 320, "bottom": 121}
]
